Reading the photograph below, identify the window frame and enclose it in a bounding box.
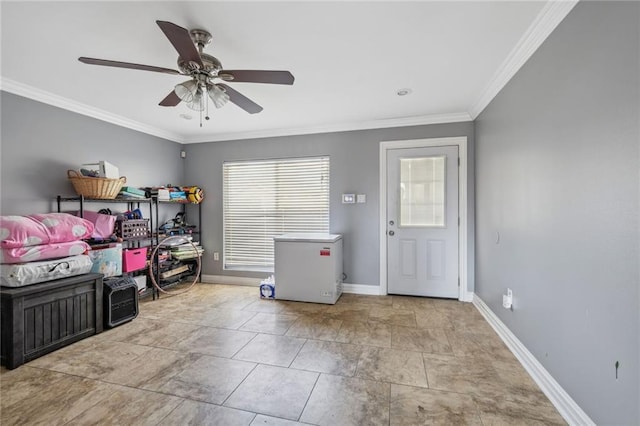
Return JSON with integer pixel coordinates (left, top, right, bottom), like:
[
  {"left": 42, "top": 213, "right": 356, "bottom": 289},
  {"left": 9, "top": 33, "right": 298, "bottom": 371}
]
[{"left": 222, "top": 155, "right": 331, "bottom": 272}]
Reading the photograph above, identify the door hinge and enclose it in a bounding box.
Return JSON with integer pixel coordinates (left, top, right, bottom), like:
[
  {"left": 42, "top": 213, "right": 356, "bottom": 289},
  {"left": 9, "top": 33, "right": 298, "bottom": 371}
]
[
  {"left": 458, "top": 277, "right": 460, "bottom": 287},
  {"left": 458, "top": 217, "right": 460, "bottom": 226},
  {"left": 458, "top": 157, "right": 460, "bottom": 166}
]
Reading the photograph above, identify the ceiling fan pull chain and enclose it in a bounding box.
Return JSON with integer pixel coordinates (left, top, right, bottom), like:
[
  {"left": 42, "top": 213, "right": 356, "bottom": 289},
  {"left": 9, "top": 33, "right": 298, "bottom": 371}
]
[{"left": 205, "top": 86, "right": 210, "bottom": 122}]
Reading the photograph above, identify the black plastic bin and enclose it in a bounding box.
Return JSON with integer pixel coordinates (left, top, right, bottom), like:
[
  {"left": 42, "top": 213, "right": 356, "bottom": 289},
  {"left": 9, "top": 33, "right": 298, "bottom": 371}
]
[{"left": 103, "top": 276, "right": 138, "bottom": 328}]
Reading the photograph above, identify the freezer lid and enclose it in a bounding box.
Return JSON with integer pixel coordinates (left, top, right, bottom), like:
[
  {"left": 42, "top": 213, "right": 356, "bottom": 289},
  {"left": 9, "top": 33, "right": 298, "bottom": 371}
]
[{"left": 274, "top": 233, "right": 342, "bottom": 243}]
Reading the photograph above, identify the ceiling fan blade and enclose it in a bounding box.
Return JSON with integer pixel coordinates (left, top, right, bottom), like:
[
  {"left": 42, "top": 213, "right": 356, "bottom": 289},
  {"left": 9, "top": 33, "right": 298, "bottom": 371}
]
[
  {"left": 156, "top": 20, "right": 204, "bottom": 69},
  {"left": 78, "top": 57, "right": 182, "bottom": 75},
  {"left": 218, "top": 70, "right": 294, "bottom": 85},
  {"left": 217, "top": 84, "right": 263, "bottom": 114},
  {"left": 159, "top": 90, "right": 181, "bottom": 107}
]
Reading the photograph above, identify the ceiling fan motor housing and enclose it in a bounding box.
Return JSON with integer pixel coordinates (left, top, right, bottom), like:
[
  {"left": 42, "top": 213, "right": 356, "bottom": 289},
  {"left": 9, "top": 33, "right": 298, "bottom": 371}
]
[
  {"left": 178, "top": 53, "right": 222, "bottom": 75},
  {"left": 176, "top": 29, "right": 220, "bottom": 75}
]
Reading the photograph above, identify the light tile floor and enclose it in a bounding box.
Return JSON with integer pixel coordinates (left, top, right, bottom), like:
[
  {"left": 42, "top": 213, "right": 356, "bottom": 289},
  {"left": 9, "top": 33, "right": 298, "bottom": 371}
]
[{"left": 0, "top": 284, "right": 566, "bottom": 425}]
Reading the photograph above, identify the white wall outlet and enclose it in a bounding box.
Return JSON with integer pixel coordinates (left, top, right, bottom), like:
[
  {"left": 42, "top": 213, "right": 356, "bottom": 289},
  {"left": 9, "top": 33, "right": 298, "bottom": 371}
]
[
  {"left": 503, "top": 288, "right": 513, "bottom": 309},
  {"left": 213, "top": 252, "right": 220, "bottom": 261}
]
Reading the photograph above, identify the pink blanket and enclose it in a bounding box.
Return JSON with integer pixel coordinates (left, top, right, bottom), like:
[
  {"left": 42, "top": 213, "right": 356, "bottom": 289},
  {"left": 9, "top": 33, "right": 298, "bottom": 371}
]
[
  {"left": 0, "top": 240, "right": 91, "bottom": 264},
  {"left": 1, "top": 213, "right": 94, "bottom": 249}
]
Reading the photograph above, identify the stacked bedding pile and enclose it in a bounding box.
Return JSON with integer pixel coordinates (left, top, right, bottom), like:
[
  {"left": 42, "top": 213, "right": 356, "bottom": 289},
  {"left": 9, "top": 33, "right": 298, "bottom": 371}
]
[{"left": 1, "top": 213, "right": 95, "bottom": 287}]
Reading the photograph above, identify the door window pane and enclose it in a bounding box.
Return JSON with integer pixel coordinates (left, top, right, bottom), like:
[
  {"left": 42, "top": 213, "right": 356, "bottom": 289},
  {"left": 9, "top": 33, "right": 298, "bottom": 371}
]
[{"left": 399, "top": 156, "right": 445, "bottom": 227}]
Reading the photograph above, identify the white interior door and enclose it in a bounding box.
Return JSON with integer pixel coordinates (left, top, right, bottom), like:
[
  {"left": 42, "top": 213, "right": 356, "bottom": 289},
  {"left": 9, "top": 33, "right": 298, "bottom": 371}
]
[{"left": 387, "top": 145, "right": 459, "bottom": 298}]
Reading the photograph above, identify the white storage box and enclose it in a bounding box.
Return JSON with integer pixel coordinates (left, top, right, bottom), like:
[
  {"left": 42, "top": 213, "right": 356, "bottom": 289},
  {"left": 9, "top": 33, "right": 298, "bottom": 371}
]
[
  {"left": 274, "top": 233, "right": 343, "bottom": 304},
  {"left": 81, "top": 161, "right": 119, "bottom": 179},
  {"left": 133, "top": 275, "right": 147, "bottom": 291}
]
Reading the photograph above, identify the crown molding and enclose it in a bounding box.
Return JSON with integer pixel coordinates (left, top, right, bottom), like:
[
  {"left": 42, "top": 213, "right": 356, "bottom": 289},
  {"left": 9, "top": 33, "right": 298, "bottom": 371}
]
[
  {"left": 468, "top": 0, "right": 579, "bottom": 119},
  {"left": 1, "top": 1, "right": 576, "bottom": 145},
  {"left": 183, "top": 112, "right": 473, "bottom": 144},
  {"left": 1, "top": 76, "right": 472, "bottom": 144},
  {"left": 0, "top": 77, "right": 185, "bottom": 143}
]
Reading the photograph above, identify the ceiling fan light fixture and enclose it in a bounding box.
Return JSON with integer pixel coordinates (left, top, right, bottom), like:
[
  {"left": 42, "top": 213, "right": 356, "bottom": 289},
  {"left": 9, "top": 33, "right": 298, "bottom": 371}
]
[
  {"left": 208, "top": 84, "right": 230, "bottom": 108},
  {"left": 185, "top": 87, "right": 206, "bottom": 111},
  {"left": 174, "top": 80, "right": 199, "bottom": 103}
]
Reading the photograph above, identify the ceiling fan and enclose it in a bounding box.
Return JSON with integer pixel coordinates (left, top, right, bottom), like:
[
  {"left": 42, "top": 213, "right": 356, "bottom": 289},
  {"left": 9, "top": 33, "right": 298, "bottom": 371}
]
[{"left": 78, "top": 20, "right": 294, "bottom": 123}]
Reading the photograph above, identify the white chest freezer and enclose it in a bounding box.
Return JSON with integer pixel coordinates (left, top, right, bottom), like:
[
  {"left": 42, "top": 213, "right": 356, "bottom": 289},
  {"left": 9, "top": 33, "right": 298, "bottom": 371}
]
[{"left": 274, "top": 233, "right": 343, "bottom": 304}]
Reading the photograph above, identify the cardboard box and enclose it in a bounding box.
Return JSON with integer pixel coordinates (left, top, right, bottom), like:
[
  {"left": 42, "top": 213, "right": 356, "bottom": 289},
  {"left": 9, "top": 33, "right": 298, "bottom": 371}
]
[{"left": 88, "top": 243, "right": 122, "bottom": 277}]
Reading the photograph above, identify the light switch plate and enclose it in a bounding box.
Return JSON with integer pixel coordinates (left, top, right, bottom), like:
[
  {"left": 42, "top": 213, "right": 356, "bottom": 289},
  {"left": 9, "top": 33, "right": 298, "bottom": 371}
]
[
  {"left": 356, "top": 194, "right": 366, "bottom": 203},
  {"left": 342, "top": 194, "right": 355, "bottom": 204}
]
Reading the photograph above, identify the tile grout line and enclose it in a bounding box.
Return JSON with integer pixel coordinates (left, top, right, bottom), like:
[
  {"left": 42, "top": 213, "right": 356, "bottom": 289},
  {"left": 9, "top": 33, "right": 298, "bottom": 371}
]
[
  {"left": 219, "top": 362, "right": 260, "bottom": 407},
  {"left": 296, "top": 370, "right": 322, "bottom": 423},
  {"left": 286, "top": 338, "right": 310, "bottom": 369},
  {"left": 421, "top": 352, "right": 431, "bottom": 389},
  {"left": 229, "top": 332, "right": 261, "bottom": 359},
  {"left": 387, "top": 380, "right": 392, "bottom": 426},
  {"left": 233, "top": 310, "right": 259, "bottom": 330},
  {"left": 152, "top": 397, "right": 187, "bottom": 425}
]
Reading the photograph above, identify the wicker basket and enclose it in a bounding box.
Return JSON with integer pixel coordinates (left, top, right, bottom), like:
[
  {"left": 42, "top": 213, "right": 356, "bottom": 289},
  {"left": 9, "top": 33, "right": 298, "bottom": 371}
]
[{"left": 67, "top": 170, "right": 126, "bottom": 200}]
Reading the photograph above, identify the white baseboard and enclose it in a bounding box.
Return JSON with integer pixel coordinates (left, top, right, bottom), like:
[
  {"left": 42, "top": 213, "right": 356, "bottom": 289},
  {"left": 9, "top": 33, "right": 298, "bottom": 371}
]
[
  {"left": 342, "top": 283, "right": 383, "bottom": 295},
  {"left": 201, "top": 277, "right": 383, "bottom": 294},
  {"left": 200, "top": 277, "right": 468, "bottom": 302},
  {"left": 472, "top": 295, "right": 595, "bottom": 426},
  {"left": 461, "top": 290, "right": 474, "bottom": 303},
  {"left": 200, "top": 274, "right": 261, "bottom": 286}
]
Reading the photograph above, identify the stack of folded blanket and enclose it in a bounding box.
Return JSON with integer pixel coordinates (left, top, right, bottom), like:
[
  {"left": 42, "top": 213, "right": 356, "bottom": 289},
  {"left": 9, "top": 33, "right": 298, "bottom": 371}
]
[{"left": 0, "top": 213, "right": 95, "bottom": 287}]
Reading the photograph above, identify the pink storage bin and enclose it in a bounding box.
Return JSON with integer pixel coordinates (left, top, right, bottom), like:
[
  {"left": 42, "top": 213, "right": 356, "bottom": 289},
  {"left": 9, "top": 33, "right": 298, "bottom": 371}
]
[{"left": 122, "top": 247, "right": 148, "bottom": 272}]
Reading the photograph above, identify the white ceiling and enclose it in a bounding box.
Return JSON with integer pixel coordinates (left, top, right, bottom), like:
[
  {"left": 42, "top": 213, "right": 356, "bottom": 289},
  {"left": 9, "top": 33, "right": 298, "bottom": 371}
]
[{"left": 0, "top": 1, "right": 576, "bottom": 144}]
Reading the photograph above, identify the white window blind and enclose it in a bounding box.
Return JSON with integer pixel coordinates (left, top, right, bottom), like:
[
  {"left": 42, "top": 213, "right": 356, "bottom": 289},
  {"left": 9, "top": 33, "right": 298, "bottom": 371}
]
[{"left": 223, "top": 156, "right": 330, "bottom": 271}]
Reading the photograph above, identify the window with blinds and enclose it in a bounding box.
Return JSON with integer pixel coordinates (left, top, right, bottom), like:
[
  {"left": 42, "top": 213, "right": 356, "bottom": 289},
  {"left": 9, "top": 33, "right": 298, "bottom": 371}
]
[{"left": 223, "top": 156, "right": 330, "bottom": 271}]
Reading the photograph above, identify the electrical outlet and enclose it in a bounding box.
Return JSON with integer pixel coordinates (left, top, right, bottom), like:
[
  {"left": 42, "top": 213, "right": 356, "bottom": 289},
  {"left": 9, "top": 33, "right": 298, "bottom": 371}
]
[
  {"left": 213, "top": 252, "right": 219, "bottom": 261},
  {"left": 503, "top": 288, "right": 513, "bottom": 310}
]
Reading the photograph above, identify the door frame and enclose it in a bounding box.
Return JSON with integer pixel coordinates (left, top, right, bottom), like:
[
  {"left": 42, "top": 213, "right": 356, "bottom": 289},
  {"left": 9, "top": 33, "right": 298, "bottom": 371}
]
[{"left": 379, "top": 136, "right": 470, "bottom": 301}]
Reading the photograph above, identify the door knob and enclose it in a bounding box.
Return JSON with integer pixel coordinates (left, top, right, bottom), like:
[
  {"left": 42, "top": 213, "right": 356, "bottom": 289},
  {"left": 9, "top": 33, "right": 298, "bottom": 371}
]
[{"left": 388, "top": 230, "right": 395, "bottom": 236}]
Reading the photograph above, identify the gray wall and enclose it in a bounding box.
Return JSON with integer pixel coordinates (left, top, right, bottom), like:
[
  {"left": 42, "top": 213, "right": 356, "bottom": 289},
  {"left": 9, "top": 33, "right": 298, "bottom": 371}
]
[
  {"left": 184, "top": 122, "right": 475, "bottom": 289},
  {"left": 0, "top": 90, "right": 474, "bottom": 291},
  {"left": 0, "top": 92, "right": 184, "bottom": 218},
  {"left": 474, "top": 2, "right": 639, "bottom": 424}
]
